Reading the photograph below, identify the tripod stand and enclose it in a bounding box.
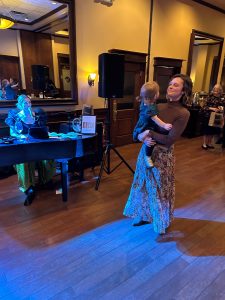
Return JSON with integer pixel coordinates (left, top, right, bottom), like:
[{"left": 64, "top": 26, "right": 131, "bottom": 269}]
[{"left": 95, "top": 98, "right": 134, "bottom": 190}]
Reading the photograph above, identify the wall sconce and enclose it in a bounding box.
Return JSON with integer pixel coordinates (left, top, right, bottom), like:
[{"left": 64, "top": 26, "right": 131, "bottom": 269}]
[{"left": 88, "top": 73, "right": 96, "bottom": 86}]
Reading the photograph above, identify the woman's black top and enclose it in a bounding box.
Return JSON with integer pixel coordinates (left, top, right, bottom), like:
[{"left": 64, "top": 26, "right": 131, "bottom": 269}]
[{"left": 5, "top": 108, "right": 47, "bottom": 134}]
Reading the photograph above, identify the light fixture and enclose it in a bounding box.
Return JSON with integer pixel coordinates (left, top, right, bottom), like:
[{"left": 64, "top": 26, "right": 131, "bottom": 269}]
[
  {"left": 0, "top": 15, "right": 14, "bottom": 29},
  {"left": 88, "top": 73, "right": 96, "bottom": 86},
  {"left": 94, "top": 0, "right": 114, "bottom": 6}
]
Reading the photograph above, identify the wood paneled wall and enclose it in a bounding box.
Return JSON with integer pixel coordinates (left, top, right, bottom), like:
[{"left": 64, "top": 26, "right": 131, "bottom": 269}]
[
  {"left": 0, "top": 55, "right": 20, "bottom": 83},
  {"left": 20, "top": 30, "right": 54, "bottom": 94}
]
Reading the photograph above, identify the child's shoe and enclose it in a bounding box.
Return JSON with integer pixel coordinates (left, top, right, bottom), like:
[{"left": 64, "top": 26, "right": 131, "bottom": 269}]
[{"left": 145, "top": 155, "right": 154, "bottom": 168}]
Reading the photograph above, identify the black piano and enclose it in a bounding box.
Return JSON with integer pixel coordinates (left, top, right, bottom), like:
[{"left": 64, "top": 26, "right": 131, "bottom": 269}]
[{"left": 0, "top": 135, "right": 96, "bottom": 202}]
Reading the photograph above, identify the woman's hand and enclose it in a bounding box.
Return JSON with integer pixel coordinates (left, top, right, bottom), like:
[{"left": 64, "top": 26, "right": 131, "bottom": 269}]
[
  {"left": 143, "top": 136, "right": 156, "bottom": 147},
  {"left": 137, "top": 130, "right": 156, "bottom": 146},
  {"left": 138, "top": 130, "right": 150, "bottom": 142},
  {"left": 209, "top": 107, "right": 220, "bottom": 112}
]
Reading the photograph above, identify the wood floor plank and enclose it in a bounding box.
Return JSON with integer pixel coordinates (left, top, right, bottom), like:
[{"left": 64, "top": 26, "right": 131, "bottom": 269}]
[{"left": 0, "top": 137, "right": 225, "bottom": 299}]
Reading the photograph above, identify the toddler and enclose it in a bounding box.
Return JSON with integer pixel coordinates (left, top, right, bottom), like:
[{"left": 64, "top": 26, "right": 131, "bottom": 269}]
[{"left": 133, "top": 81, "right": 172, "bottom": 168}]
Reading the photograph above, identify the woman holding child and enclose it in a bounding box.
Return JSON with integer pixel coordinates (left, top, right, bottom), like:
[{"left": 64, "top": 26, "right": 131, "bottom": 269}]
[{"left": 124, "top": 74, "right": 192, "bottom": 235}]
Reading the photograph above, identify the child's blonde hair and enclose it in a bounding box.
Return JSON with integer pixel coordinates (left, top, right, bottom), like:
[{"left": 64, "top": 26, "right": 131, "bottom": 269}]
[{"left": 140, "top": 81, "right": 159, "bottom": 100}]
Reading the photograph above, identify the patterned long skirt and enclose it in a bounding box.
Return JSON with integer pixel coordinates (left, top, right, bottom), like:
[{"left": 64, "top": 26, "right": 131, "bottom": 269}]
[{"left": 123, "top": 144, "right": 175, "bottom": 234}]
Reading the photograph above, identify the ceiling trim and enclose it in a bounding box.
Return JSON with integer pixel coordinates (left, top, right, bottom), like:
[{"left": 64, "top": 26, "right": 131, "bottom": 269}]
[
  {"left": 191, "top": 0, "right": 225, "bottom": 15},
  {"left": 195, "top": 42, "right": 221, "bottom": 46},
  {"left": 52, "top": 34, "right": 69, "bottom": 39},
  {"left": 30, "top": 4, "right": 66, "bottom": 26},
  {"left": 34, "top": 15, "right": 68, "bottom": 33},
  {"left": 12, "top": 4, "right": 67, "bottom": 26}
]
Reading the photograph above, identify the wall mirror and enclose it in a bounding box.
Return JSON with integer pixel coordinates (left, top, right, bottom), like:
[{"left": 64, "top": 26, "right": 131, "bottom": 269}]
[
  {"left": 187, "top": 29, "right": 224, "bottom": 93},
  {"left": 221, "top": 58, "right": 225, "bottom": 91},
  {"left": 0, "top": 0, "right": 77, "bottom": 106}
]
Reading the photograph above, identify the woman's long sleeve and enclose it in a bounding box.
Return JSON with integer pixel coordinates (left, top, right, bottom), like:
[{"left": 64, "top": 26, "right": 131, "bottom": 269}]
[
  {"left": 5, "top": 109, "right": 18, "bottom": 128},
  {"left": 149, "top": 108, "right": 190, "bottom": 148}
]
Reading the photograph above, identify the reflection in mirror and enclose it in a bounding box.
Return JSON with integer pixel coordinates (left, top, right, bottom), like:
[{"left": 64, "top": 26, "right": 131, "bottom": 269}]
[
  {"left": 221, "top": 58, "right": 225, "bottom": 91},
  {"left": 187, "top": 30, "right": 224, "bottom": 94},
  {"left": 0, "top": 0, "right": 77, "bottom": 103}
]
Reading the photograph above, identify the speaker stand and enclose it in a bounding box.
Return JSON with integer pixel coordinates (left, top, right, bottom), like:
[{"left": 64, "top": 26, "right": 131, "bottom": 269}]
[{"left": 95, "top": 98, "right": 134, "bottom": 190}]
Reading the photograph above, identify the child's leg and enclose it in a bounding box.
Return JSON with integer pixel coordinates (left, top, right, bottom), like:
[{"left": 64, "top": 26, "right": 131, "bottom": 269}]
[
  {"left": 145, "top": 145, "right": 153, "bottom": 156},
  {"left": 145, "top": 145, "right": 154, "bottom": 168}
]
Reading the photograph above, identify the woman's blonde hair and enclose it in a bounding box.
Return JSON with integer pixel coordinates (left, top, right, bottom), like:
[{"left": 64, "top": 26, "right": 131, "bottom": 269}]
[
  {"left": 1, "top": 79, "right": 9, "bottom": 89},
  {"left": 17, "top": 94, "right": 30, "bottom": 110}
]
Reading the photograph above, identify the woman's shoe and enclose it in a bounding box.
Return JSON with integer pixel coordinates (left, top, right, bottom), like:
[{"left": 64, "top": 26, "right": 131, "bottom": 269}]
[
  {"left": 132, "top": 217, "right": 150, "bottom": 226},
  {"left": 24, "top": 187, "right": 35, "bottom": 206},
  {"left": 206, "top": 144, "right": 215, "bottom": 149},
  {"left": 202, "top": 144, "right": 208, "bottom": 150}
]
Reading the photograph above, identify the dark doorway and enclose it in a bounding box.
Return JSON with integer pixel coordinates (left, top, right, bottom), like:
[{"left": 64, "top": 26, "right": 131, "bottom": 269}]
[
  {"left": 210, "top": 56, "right": 220, "bottom": 92},
  {"left": 221, "top": 58, "right": 225, "bottom": 92},
  {"left": 57, "top": 53, "right": 71, "bottom": 98},
  {"left": 153, "top": 57, "right": 183, "bottom": 102}
]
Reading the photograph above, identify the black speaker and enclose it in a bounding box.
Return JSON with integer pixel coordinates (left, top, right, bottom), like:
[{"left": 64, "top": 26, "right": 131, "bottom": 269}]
[
  {"left": 98, "top": 53, "right": 124, "bottom": 98},
  {"left": 31, "top": 65, "right": 49, "bottom": 90}
]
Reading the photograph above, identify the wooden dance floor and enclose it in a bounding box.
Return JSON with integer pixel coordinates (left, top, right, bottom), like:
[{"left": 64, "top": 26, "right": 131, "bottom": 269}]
[{"left": 0, "top": 136, "right": 225, "bottom": 299}]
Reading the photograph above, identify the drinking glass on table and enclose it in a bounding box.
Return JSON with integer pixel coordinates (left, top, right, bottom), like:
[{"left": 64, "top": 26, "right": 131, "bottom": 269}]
[{"left": 72, "top": 116, "right": 82, "bottom": 133}]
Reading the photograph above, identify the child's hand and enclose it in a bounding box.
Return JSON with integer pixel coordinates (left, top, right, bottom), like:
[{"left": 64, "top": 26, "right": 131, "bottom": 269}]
[{"left": 164, "top": 123, "right": 172, "bottom": 130}]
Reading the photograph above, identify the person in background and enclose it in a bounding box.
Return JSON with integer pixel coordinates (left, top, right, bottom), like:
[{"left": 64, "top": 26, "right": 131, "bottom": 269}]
[
  {"left": 201, "top": 84, "right": 224, "bottom": 150},
  {"left": 9, "top": 77, "right": 19, "bottom": 98},
  {"left": 1, "top": 78, "right": 17, "bottom": 100},
  {"left": 124, "top": 74, "right": 192, "bottom": 235},
  {"left": 5, "top": 94, "right": 55, "bottom": 205},
  {"left": 133, "top": 81, "right": 172, "bottom": 168}
]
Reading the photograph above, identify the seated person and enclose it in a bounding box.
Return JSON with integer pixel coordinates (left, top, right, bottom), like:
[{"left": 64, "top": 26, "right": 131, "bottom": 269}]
[
  {"left": 5, "top": 94, "right": 55, "bottom": 205},
  {"left": 2, "top": 78, "right": 17, "bottom": 100}
]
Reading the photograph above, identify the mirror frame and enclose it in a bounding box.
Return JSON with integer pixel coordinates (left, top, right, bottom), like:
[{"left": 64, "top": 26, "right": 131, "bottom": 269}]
[
  {"left": 0, "top": 0, "right": 78, "bottom": 108},
  {"left": 187, "top": 29, "right": 224, "bottom": 91}
]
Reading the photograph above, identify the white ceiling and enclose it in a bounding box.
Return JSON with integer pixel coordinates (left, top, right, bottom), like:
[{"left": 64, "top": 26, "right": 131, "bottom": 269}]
[{"left": 0, "top": 0, "right": 68, "bottom": 36}]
